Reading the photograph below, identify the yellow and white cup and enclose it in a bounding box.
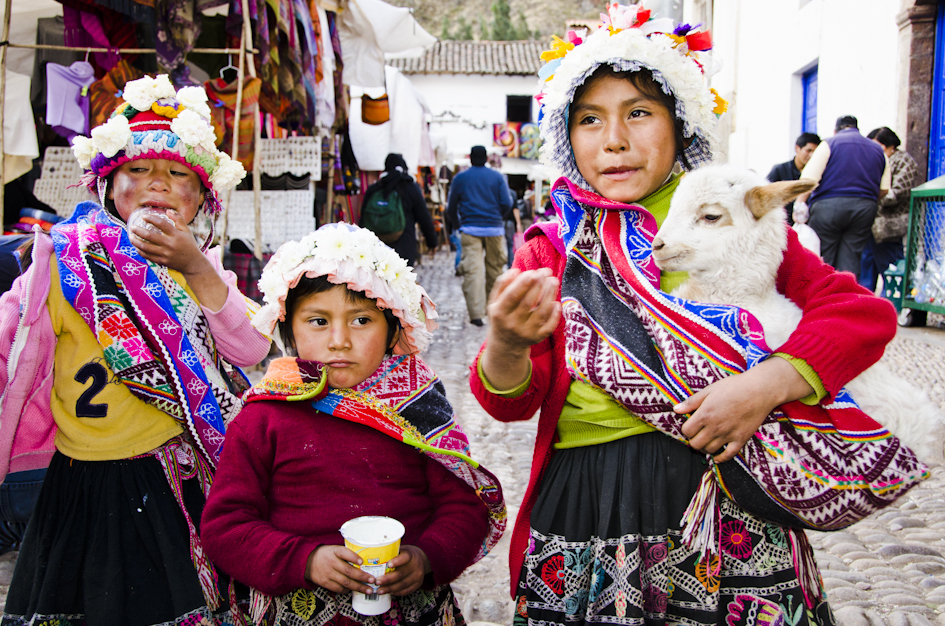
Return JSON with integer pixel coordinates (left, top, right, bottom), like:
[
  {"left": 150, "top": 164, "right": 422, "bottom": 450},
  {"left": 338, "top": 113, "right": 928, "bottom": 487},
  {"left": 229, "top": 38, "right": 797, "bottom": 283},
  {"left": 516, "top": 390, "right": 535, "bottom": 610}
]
[{"left": 339, "top": 516, "right": 406, "bottom": 615}]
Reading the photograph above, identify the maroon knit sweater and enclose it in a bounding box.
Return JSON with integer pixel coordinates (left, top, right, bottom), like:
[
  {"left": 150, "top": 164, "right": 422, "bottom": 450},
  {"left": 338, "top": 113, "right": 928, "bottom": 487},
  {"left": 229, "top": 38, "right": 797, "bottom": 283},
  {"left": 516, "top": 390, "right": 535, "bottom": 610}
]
[
  {"left": 201, "top": 400, "right": 490, "bottom": 597},
  {"left": 471, "top": 225, "right": 898, "bottom": 597}
]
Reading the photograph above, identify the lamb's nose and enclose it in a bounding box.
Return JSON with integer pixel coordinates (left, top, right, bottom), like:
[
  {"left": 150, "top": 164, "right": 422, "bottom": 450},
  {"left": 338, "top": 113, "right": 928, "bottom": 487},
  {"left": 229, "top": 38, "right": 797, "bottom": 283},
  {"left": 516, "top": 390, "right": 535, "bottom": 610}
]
[{"left": 652, "top": 237, "right": 664, "bottom": 251}]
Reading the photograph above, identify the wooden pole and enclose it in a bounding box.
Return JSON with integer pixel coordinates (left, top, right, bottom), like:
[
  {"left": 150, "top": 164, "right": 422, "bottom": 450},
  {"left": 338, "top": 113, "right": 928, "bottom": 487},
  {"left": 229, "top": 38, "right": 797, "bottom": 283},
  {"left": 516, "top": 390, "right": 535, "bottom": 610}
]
[
  {"left": 240, "top": 0, "right": 263, "bottom": 260},
  {"left": 324, "top": 131, "right": 337, "bottom": 224},
  {"left": 0, "top": 0, "right": 13, "bottom": 209},
  {"left": 217, "top": 30, "right": 248, "bottom": 248},
  {"left": 4, "top": 43, "right": 254, "bottom": 55}
]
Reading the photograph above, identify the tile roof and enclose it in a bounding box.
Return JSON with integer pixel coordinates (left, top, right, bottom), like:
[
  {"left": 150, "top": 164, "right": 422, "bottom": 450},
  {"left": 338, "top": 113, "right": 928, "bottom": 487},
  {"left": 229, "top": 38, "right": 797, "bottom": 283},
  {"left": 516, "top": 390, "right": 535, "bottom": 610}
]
[{"left": 388, "top": 41, "right": 546, "bottom": 76}]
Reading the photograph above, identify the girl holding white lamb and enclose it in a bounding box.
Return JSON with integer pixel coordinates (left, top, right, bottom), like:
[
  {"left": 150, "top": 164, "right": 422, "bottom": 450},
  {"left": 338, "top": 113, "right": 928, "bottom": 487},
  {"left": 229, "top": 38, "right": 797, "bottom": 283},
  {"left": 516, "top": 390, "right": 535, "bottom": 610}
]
[{"left": 471, "top": 5, "right": 903, "bottom": 626}]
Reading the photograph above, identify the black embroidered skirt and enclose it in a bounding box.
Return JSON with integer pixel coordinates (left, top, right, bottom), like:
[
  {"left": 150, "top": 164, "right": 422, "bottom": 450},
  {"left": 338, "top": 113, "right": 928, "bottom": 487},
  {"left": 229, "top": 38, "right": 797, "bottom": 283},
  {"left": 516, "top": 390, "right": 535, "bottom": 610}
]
[
  {"left": 1, "top": 451, "right": 238, "bottom": 626},
  {"left": 513, "top": 432, "right": 836, "bottom": 626},
  {"left": 272, "top": 585, "right": 465, "bottom": 626}
]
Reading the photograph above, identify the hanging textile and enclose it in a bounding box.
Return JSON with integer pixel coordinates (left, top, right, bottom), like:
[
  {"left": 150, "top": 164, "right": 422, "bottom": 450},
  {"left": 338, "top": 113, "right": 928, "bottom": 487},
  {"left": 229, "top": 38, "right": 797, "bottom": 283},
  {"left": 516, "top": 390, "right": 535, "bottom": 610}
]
[
  {"left": 3, "top": 72, "right": 40, "bottom": 185},
  {"left": 205, "top": 77, "right": 263, "bottom": 170},
  {"left": 46, "top": 61, "right": 96, "bottom": 143},
  {"left": 293, "top": 0, "right": 318, "bottom": 124},
  {"left": 93, "top": 0, "right": 156, "bottom": 24},
  {"left": 327, "top": 11, "right": 347, "bottom": 128},
  {"left": 88, "top": 60, "right": 147, "bottom": 129},
  {"left": 313, "top": 3, "right": 335, "bottom": 130},
  {"left": 30, "top": 17, "right": 84, "bottom": 116},
  {"left": 61, "top": 2, "right": 132, "bottom": 77}
]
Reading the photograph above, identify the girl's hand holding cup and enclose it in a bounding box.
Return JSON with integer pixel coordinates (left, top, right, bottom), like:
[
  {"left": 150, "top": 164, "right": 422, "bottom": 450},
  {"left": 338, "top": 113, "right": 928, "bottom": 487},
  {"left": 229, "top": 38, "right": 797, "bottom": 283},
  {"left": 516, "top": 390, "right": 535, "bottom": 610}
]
[
  {"left": 306, "top": 545, "right": 377, "bottom": 595},
  {"left": 375, "top": 545, "right": 430, "bottom": 596}
]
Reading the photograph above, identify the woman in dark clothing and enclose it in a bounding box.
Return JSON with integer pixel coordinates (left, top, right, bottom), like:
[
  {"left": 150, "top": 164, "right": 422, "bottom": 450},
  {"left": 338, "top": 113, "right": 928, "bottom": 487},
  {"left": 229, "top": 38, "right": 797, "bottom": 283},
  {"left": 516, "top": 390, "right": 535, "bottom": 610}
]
[{"left": 361, "top": 154, "right": 438, "bottom": 266}]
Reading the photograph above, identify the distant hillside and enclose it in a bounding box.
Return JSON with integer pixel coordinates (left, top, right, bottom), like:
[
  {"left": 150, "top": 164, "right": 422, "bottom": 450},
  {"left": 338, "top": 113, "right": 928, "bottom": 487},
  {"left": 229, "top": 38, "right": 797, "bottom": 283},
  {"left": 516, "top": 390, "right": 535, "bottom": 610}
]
[{"left": 385, "top": 0, "right": 601, "bottom": 41}]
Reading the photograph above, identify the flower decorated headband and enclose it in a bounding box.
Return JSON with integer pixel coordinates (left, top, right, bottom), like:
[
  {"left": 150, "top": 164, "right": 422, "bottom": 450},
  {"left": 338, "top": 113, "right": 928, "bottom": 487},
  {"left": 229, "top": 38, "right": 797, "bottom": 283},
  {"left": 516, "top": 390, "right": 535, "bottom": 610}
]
[
  {"left": 537, "top": 2, "right": 728, "bottom": 185},
  {"left": 253, "top": 223, "right": 438, "bottom": 356},
  {"left": 71, "top": 74, "right": 246, "bottom": 216}
]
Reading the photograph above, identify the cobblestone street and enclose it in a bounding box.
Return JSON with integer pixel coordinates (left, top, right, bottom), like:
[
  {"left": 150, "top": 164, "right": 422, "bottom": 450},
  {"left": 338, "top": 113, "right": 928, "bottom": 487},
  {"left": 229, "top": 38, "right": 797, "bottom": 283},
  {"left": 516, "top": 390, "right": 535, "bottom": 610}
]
[{"left": 2, "top": 248, "right": 945, "bottom": 625}]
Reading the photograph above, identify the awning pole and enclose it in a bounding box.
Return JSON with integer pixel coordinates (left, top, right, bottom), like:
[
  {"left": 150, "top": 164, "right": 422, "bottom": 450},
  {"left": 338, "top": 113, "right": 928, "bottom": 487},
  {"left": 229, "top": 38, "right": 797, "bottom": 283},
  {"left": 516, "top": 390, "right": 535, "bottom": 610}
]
[
  {"left": 239, "top": 0, "right": 263, "bottom": 260},
  {"left": 217, "top": 29, "right": 248, "bottom": 249},
  {"left": 0, "top": 0, "right": 13, "bottom": 209}
]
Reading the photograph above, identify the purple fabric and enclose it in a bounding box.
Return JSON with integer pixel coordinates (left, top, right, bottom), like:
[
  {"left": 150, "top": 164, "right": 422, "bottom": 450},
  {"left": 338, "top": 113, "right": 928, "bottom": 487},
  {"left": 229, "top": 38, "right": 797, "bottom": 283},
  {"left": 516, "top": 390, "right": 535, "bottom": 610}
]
[
  {"left": 45, "top": 61, "right": 95, "bottom": 142},
  {"left": 810, "top": 129, "right": 887, "bottom": 204},
  {"left": 61, "top": 8, "right": 119, "bottom": 72}
]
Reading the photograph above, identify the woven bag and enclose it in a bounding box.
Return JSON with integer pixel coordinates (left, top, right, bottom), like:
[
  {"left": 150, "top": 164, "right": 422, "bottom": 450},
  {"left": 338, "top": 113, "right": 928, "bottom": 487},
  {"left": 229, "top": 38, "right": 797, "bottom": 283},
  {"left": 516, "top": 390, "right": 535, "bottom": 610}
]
[{"left": 361, "top": 94, "right": 390, "bottom": 125}]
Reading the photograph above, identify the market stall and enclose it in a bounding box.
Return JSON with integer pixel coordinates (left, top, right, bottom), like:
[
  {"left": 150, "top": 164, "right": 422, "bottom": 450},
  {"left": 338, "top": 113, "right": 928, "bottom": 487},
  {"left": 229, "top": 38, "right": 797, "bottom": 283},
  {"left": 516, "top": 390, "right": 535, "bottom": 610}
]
[{"left": 0, "top": 0, "right": 434, "bottom": 270}]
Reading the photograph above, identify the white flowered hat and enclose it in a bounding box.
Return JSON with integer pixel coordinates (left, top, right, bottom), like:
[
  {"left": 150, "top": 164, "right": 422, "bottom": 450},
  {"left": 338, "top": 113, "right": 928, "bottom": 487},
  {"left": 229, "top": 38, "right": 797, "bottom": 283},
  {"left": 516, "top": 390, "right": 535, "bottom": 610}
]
[
  {"left": 71, "top": 74, "right": 246, "bottom": 216},
  {"left": 253, "top": 223, "right": 439, "bottom": 356},
  {"left": 537, "top": 2, "right": 728, "bottom": 184}
]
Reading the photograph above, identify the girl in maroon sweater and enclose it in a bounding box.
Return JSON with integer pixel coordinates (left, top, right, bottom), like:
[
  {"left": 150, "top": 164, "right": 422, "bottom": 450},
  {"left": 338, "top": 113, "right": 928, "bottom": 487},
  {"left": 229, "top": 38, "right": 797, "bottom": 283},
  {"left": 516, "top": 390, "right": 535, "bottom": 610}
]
[
  {"left": 202, "top": 224, "right": 505, "bottom": 626},
  {"left": 472, "top": 6, "right": 898, "bottom": 626}
]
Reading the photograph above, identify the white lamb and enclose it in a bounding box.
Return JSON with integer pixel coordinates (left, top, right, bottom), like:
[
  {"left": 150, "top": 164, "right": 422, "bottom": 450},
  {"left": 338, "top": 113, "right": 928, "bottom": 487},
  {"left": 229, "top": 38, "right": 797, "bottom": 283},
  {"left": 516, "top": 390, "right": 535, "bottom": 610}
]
[{"left": 651, "top": 165, "right": 944, "bottom": 463}]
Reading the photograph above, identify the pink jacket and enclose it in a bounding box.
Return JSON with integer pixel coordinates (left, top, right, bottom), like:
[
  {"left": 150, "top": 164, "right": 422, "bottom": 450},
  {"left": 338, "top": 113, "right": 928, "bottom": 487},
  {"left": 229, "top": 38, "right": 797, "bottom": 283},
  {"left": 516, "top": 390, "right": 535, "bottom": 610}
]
[{"left": 0, "top": 229, "right": 271, "bottom": 482}]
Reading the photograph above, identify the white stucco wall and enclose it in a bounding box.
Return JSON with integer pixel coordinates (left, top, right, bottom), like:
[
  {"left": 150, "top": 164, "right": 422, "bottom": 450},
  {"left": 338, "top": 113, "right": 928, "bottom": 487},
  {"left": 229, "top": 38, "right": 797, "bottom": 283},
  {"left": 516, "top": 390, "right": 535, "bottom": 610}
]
[
  {"left": 691, "top": 0, "right": 901, "bottom": 175},
  {"left": 404, "top": 73, "right": 541, "bottom": 175}
]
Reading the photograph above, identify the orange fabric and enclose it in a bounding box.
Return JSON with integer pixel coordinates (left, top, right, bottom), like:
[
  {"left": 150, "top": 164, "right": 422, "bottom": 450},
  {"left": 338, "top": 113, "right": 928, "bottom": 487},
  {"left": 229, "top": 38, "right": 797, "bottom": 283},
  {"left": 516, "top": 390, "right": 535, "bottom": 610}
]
[
  {"left": 205, "top": 77, "right": 262, "bottom": 171},
  {"left": 88, "top": 60, "right": 146, "bottom": 129}
]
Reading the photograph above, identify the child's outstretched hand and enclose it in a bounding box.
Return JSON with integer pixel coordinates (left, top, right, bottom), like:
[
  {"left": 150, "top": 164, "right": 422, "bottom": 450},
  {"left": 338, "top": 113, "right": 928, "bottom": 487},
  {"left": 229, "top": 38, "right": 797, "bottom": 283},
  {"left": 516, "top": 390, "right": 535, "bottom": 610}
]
[
  {"left": 306, "top": 545, "right": 376, "bottom": 595},
  {"left": 376, "top": 545, "right": 431, "bottom": 597}
]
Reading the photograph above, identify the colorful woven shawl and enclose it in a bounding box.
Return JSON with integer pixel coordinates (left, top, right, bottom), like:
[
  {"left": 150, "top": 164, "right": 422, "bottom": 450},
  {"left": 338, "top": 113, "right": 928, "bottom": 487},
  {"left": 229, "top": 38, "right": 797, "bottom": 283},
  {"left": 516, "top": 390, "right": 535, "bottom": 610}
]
[
  {"left": 244, "top": 355, "right": 507, "bottom": 563},
  {"left": 52, "top": 202, "right": 247, "bottom": 468},
  {"left": 551, "top": 177, "right": 928, "bottom": 535}
]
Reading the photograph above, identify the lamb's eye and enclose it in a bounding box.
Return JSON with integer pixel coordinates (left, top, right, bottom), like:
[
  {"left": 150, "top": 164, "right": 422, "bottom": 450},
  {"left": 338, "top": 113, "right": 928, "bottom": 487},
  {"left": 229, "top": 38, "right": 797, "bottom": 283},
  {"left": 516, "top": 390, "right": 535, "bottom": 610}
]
[{"left": 703, "top": 214, "right": 722, "bottom": 223}]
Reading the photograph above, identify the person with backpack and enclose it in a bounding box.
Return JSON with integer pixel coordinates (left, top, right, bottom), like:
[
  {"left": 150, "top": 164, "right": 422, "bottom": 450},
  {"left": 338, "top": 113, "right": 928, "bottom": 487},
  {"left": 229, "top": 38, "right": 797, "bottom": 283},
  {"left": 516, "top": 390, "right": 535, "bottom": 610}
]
[{"left": 360, "top": 153, "right": 438, "bottom": 267}]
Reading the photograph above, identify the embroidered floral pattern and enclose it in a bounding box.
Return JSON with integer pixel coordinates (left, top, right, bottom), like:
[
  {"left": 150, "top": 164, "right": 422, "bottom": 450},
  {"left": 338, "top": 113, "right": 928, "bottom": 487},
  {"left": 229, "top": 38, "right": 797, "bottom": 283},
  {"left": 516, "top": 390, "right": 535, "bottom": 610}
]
[
  {"left": 515, "top": 498, "right": 833, "bottom": 626},
  {"left": 541, "top": 554, "right": 567, "bottom": 595},
  {"left": 721, "top": 520, "right": 753, "bottom": 560}
]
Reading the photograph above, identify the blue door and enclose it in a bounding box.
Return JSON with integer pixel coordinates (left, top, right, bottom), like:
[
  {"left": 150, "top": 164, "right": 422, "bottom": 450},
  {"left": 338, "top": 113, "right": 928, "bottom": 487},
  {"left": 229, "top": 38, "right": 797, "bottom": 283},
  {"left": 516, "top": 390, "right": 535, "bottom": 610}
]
[
  {"left": 802, "top": 67, "right": 818, "bottom": 134},
  {"left": 930, "top": 3, "right": 945, "bottom": 179}
]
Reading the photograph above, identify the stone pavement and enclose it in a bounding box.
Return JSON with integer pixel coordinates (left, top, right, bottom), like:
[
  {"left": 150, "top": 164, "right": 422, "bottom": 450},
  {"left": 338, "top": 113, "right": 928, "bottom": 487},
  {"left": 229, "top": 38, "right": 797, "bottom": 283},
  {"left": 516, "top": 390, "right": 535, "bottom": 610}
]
[{"left": 1, "top": 248, "right": 945, "bottom": 626}]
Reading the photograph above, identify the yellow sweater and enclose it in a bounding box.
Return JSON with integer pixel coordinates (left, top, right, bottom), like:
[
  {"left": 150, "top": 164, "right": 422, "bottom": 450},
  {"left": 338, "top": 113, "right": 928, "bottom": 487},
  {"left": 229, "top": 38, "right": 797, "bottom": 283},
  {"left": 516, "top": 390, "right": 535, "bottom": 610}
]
[{"left": 48, "top": 257, "right": 184, "bottom": 460}]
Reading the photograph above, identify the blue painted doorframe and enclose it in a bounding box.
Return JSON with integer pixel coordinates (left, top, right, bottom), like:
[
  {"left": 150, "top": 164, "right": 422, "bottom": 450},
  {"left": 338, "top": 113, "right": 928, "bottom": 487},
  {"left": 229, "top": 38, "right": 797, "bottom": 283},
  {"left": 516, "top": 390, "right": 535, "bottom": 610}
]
[
  {"left": 802, "top": 67, "right": 818, "bottom": 134},
  {"left": 930, "top": 3, "right": 945, "bottom": 179}
]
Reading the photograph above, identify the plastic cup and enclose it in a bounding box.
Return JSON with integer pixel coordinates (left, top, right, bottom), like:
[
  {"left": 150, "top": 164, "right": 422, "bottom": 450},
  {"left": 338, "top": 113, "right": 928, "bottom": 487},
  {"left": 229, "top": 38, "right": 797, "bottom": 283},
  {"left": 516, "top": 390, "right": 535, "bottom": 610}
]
[
  {"left": 339, "top": 516, "right": 405, "bottom": 615},
  {"left": 127, "top": 207, "right": 173, "bottom": 235}
]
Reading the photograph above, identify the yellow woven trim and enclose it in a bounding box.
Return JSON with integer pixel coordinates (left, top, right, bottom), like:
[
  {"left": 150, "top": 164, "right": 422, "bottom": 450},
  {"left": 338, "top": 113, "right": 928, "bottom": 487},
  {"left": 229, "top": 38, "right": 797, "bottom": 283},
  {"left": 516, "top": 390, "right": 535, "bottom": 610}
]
[
  {"left": 772, "top": 353, "right": 827, "bottom": 406},
  {"left": 477, "top": 358, "right": 531, "bottom": 398},
  {"left": 255, "top": 375, "right": 326, "bottom": 401}
]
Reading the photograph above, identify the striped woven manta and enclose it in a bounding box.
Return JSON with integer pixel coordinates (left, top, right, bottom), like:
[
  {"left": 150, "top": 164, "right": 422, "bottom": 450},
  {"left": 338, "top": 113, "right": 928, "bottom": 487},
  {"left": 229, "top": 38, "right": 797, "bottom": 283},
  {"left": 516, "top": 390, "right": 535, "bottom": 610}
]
[{"left": 551, "top": 176, "right": 927, "bottom": 532}]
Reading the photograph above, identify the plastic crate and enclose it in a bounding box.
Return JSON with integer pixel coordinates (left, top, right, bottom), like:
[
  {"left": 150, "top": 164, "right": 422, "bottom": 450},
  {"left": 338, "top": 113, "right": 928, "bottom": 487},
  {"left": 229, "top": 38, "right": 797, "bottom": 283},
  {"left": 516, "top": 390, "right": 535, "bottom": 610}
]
[{"left": 882, "top": 259, "right": 905, "bottom": 312}]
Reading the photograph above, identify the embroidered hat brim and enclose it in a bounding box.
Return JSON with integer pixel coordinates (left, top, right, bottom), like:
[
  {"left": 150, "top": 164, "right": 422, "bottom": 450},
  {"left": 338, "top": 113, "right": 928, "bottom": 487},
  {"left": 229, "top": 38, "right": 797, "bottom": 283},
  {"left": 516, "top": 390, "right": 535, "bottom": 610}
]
[
  {"left": 253, "top": 223, "right": 438, "bottom": 356},
  {"left": 537, "top": 8, "right": 727, "bottom": 187}
]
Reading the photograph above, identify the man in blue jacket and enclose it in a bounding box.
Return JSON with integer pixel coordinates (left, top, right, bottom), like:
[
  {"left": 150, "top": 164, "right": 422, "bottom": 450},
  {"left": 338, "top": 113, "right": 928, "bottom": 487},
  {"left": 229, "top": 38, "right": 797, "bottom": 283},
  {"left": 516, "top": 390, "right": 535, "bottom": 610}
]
[
  {"left": 798, "top": 115, "right": 890, "bottom": 279},
  {"left": 446, "top": 146, "right": 513, "bottom": 326}
]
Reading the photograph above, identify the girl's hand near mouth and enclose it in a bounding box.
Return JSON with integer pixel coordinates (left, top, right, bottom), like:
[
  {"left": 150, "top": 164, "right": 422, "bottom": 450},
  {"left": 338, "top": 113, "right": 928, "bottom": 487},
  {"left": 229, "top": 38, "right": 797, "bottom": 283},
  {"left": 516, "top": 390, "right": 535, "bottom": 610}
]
[{"left": 129, "top": 208, "right": 228, "bottom": 311}]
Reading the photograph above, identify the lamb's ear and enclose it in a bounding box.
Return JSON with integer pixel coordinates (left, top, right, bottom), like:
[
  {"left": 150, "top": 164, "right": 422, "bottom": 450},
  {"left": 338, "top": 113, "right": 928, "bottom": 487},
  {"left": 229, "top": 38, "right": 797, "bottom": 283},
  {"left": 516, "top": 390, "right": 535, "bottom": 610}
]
[{"left": 744, "top": 180, "right": 818, "bottom": 219}]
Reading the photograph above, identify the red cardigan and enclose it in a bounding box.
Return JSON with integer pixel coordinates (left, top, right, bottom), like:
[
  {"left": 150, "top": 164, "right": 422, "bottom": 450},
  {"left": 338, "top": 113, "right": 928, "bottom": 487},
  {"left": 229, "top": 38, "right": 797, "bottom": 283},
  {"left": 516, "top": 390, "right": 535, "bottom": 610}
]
[
  {"left": 470, "top": 226, "right": 898, "bottom": 598},
  {"left": 201, "top": 401, "right": 490, "bottom": 597}
]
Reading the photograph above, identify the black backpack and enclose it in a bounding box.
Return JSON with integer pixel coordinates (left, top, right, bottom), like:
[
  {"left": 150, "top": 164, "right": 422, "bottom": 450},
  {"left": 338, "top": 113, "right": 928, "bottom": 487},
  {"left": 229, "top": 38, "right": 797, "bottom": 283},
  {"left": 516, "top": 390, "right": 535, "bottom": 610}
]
[{"left": 362, "top": 189, "right": 406, "bottom": 244}]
